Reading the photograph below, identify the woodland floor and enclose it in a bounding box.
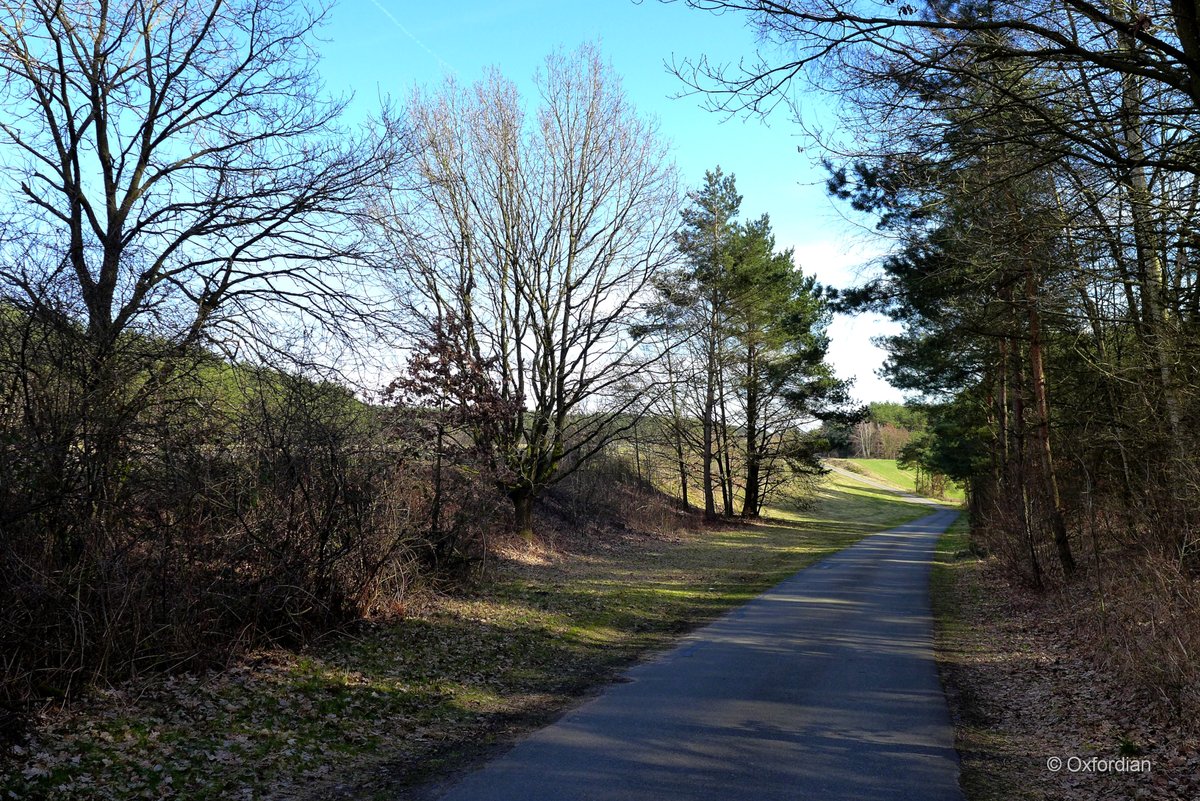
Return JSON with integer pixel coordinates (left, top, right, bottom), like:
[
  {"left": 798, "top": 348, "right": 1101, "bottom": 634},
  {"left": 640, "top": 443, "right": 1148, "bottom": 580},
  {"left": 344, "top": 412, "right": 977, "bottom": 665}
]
[
  {"left": 933, "top": 522, "right": 1200, "bottom": 801},
  {"left": 2, "top": 471, "right": 931, "bottom": 801}
]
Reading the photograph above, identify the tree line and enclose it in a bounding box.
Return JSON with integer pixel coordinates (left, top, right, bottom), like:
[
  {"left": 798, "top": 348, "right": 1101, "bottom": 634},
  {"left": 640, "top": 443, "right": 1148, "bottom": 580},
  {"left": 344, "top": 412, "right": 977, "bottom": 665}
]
[
  {"left": 822, "top": 401, "right": 927, "bottom": 460},
  {"left": 0, "top": 2, "right": 844, "bottom": 719}
]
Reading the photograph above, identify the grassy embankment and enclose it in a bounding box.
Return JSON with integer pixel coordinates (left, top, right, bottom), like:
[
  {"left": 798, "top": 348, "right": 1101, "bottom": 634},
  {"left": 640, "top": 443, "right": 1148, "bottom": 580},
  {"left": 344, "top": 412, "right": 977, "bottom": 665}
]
[
  {"left": 832, "top": 457, "right": 966, "bottom": 503},
  {"left": 3, "top": 470, "right": 933, "bottom": 801}
]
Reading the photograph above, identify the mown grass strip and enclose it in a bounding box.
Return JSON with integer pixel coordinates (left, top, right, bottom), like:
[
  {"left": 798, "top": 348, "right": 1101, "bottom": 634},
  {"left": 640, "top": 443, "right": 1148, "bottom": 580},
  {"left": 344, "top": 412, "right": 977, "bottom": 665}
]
[{"left": 931, "top": 517, "right": 1030, "bottom": 801}]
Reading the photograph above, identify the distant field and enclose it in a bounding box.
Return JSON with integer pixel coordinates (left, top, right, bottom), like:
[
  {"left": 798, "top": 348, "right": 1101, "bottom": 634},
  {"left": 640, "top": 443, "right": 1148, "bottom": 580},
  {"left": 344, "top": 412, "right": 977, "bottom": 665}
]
[{"left": 834, "top": 458, "right": 966, "bottom": 503}]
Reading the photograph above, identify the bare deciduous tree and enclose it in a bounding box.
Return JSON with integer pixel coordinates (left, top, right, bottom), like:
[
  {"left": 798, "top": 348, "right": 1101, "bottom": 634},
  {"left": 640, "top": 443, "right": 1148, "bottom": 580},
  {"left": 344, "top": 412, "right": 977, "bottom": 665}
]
[
  {"left": 378, "top": 44, "right": 678, "bottom": 537},
  {"left": 0, "top": 0, "right": 396, "bottom": 358},
  {"left": 0, "top": 0, "right": 397, "bottom": 546}
]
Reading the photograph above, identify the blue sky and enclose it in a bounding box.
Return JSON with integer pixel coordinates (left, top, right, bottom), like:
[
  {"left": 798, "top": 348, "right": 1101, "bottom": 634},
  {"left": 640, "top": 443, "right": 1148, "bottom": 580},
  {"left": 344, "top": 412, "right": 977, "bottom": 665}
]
[{"left": 317, "top": 0, "right": 904, "bottom": 404}]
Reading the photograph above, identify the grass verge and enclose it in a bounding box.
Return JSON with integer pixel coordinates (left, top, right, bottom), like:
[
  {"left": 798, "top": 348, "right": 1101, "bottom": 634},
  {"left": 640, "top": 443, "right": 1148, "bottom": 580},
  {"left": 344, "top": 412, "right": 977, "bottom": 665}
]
[
  {"left": 931, "top": 516, "right": 1011, "bottom": 801},
  {"left": 4, "top": 470, "right": 933, "bottom": 801},
  {"left": 931, "top": 519, "right": 1199, "bottom": 801}
]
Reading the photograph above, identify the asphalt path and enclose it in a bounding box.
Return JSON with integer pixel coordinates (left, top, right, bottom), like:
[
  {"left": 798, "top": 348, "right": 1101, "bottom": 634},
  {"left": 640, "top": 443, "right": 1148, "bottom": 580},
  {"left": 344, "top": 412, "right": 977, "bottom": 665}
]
[{"left": 434, "top": 488, "right": 964, "bottom": 801}]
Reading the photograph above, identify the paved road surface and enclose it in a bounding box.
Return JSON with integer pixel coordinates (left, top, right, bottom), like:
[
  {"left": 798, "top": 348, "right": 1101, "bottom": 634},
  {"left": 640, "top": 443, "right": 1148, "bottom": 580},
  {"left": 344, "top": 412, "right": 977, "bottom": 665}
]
[{"left": 434, "top": 501, "right": 964, "bottom": 801}]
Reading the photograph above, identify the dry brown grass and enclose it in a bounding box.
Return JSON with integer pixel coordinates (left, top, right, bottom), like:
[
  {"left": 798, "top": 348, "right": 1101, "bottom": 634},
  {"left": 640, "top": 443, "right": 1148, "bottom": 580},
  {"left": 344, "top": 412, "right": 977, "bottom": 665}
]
[{"left": 933, "top": 521, "right": 1200, "bottom": 801}]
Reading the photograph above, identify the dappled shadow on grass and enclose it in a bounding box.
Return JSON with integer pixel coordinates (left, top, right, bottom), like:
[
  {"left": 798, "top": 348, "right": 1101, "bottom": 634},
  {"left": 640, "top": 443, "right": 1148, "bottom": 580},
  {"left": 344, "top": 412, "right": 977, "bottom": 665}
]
[
  {"left": 0, "top": 645, "right": 475, "bottom": 801},
  {"left": 298, "top": 611, "right": 681, "bottom": 799},
  {"left": 430, "top": 508, "right": 964, "bottom": 801},
  {"left": 286, "top": 513, "right": 897, "bottom": 795},
  {"left": 3, "top": 597, "right": 668, "bottom": 801},
  {"left": 308, "top": 493, "right": 943, "bottom": 798}
]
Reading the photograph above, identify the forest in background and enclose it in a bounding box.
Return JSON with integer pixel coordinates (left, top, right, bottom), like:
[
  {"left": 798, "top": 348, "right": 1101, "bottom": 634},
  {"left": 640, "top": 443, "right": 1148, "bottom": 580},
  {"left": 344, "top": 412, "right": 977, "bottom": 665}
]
[{"left": 820, "top": 402, "right": 962, "bottom": 498}]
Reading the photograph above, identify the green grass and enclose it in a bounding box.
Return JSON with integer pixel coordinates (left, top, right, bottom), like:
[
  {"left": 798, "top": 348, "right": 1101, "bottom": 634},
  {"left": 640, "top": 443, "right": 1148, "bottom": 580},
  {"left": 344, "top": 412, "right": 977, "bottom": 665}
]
[
  {"left": 3, "top": 470, "right": 933, "bottom": 801},
  {"left": 930, "top": 514, "right": 973, "bottom": 633},
  {"left": 836, "top": 457, "right": 966, "bottom": 503},
  {"left": 846, "top": 458, "right": 921, "bottom": 491}
]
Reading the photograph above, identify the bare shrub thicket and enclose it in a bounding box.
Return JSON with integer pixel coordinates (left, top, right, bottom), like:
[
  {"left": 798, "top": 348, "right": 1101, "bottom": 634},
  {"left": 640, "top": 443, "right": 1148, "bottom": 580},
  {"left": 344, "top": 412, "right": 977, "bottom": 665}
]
[
  {"left": 0, "top": 0, "right": 415, "bottom": 734},
  {"left": 0, "top": 317, "right": 499, "bottom": 725},
  {"left": 1083, "top": 553, "right": 1200, "bottom": 721},
  {"left": 540, "top": 444, "right": 691, "bottom": 543}
]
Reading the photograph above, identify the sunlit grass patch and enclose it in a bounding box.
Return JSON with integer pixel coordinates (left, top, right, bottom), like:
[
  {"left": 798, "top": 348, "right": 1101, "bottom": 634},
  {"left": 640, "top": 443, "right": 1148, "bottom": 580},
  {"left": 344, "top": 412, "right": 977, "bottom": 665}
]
[{"left": 834, "top": 457, "right": 966, "bottom": 503}]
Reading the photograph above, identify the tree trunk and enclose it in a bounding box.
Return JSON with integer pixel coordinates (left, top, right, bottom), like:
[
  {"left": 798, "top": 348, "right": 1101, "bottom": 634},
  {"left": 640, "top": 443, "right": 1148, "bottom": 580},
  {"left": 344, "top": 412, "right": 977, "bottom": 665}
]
[
  {"left": 431, "top": 419, "right": 445, "bottom": 556},
  {"left": 997, "top": 335, "right": 1010, "bottom": 467},
  {"left": 717, "top": 380, "right": 735, "bottom": 518},
  {"left": 742, "top": 370, "right": 760, "bottom": 517},
  {"left": 1115, "top": 9, "right": 1185, "bottom": 458},
  {"left": 742, "top": 456, "right": 760, "bottom": 517},
  {"left": 714, "top": 422, "right": 731, "bottom": 517},
  {"left": 632, "top": 422, "right": 643, "bottom": 484},
  {"left": 702, "top": 307, "right": 718, "bottom": 521},
  {"left": 666, "top": 350, "right": 690, "bottom": 509},
  {"left": 701, "top": 389, "right": 717, "bottom": 520},
  {"left": 1025, "top": 268, "right": 1076, "bottom": 575},
  {"left": 674, "top": 421, "right": 690, "bottom": 510},
  {"left": 511, "top": 489, "right": 535, "bottom": 541},
  {"left": 1011, "top": 339, "right": 1043, "bottom": 590}
]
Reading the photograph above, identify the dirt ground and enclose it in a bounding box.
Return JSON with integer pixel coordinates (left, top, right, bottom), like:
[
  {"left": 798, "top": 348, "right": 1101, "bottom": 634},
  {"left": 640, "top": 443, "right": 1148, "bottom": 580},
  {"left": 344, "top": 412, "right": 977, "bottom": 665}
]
[{"left": 935, "top": 533, "right": 1200, "bottom": 801}]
